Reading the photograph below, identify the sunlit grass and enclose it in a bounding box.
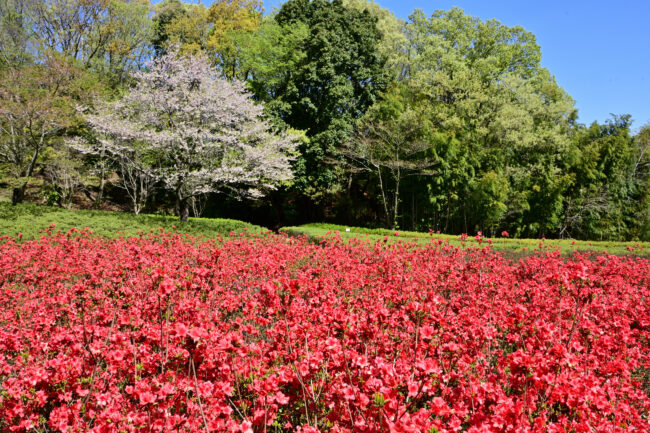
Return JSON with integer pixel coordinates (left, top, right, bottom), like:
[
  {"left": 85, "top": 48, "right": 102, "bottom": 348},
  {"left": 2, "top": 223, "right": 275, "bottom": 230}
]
[
  {"left": 0, "top": 203, "right": 264, "bottom": 240},
  {"left": 281, "top": 223, "right": 650, "bottom": 257}
]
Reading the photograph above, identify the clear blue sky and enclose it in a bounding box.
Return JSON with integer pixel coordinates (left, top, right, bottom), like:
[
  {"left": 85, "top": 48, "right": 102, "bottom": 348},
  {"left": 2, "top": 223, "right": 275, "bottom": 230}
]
[{"left": 173, "top": 0, "right": 650, "bottom": 129}]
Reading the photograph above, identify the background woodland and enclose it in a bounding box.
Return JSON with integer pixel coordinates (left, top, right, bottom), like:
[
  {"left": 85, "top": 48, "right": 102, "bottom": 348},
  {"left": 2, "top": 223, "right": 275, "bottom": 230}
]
[{"left": 1, "top": 0, "right": 648, "bottom": 240}]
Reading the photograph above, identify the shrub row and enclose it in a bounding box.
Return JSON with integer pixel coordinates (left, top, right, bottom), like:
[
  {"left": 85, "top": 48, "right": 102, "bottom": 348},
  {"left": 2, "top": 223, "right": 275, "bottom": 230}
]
[{"left": 0, "top": 231, "right": 648, "bottom": 432}]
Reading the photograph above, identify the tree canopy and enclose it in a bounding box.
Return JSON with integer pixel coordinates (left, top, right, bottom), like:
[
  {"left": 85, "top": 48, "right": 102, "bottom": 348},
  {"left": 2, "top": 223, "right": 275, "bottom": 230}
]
[
  {"left": 0, "top": 0, "right": 648, "bottom": 240},
  {"left": 79, "top": 48, "right": 298, "bottom": 221}
]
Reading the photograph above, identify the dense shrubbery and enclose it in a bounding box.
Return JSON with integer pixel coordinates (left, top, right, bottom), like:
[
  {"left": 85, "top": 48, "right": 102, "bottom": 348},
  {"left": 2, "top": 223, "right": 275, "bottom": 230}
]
[{"left": 1, "top": 231, "right": 648, "bottom": 432}]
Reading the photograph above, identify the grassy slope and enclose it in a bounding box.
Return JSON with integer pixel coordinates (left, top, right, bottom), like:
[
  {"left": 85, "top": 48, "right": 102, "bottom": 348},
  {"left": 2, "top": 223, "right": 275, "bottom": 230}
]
[
  {"left": 0, "top": 203, "right": 265, "bottom": 240},
  {"left": 2, "top": 204, "right": 647, "bottom": 257},
  {"left": 281, "top": 223, "right": 650, "bottom": 257}
]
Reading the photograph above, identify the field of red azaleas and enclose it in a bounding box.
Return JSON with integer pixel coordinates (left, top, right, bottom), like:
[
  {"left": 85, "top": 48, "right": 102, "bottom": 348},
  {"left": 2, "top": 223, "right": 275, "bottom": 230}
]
[{"left": 0, "top": 230, "right": 649, "bottom": 433}]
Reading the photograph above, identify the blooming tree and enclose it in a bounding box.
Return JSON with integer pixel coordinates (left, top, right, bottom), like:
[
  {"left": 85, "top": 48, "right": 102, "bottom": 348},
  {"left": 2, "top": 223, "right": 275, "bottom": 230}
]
[
  {"left": 69, "top": 132, "right": 159, "bottom": 214},
  {"left": 81, "top": 46, "right": 297, "bottom": 220}
]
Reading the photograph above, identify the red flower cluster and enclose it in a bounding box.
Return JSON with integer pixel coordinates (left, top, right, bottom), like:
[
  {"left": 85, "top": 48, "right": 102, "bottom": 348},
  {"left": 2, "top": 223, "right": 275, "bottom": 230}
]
[{"left": 0, "top": 231, "right": 648, "bottom": 432}]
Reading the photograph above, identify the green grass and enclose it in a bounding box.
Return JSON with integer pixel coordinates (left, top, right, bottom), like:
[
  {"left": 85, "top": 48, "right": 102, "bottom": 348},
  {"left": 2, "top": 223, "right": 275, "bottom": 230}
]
[
  {"left": 0, "top": 203, "right": 265, "bottom": 240},
  {"left": 3, "top": 205, "right": 647, "bottom": 257},
  {"left": 280, "top": 223, "right": 650, "bottom": 257}
]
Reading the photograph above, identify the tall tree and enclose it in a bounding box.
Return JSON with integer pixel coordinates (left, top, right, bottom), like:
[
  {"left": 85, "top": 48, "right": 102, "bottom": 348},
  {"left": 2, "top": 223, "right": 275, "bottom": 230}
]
[
  {"left": 342, "top": 86, "right": 437, "bottom": 229},
  {"left": 80, "top": 48, "right": 298, "bottom": 221},
  {"left": 562, "top": 115, "right": 643, "bottom": 240},
  {"left": 31, "top": 0, "right": 109, "bottom": 63},
  {"left": 341, "top": 0, "right": 407, "bottom": 79},
  {"left": 271, "top": 0, "right": 388, "bottom": 206},
  {"left": 0, "top": 0, "right": 35, "bottom": 67},
  {"left": 632, "top": 123, "right": 650, "bottom": 240},
  {"left": 152, "top": 0, "right": 263, "bottom": 78},
  {"left": 90, "top": 0, "right": 153, "bottom": 84},
  {"left": 0, "top": 56, "right": 97, "bottom": 204},
  {"left": 152, "top": 0, "right": 210, "bottom": 56},
  {"left": 4, "top": 0, "right": 154, "bottom": 83},
  {"left": 225, "top": 18, "right": 309, "bottom": 113},
  {"left": 398, "top": 8, "right": 576, "bottom": 235},
  {"left": 206, "top": 0, "right": 263, "bottom": 77}
]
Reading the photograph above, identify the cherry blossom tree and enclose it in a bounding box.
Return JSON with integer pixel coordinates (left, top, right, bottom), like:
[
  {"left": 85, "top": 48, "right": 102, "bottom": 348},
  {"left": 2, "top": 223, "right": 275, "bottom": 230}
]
[{"left": 80, "top": 46, "right": 297, "bottom": 220}]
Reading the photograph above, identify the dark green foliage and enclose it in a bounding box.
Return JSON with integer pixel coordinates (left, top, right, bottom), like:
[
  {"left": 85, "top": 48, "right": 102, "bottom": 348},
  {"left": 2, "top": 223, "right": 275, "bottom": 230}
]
[
  {"left": 271, "top": 0, "right": 388, "bottom": 198},
  {"left": 561, "top": 115, "right": 648, "bottom": 240}
]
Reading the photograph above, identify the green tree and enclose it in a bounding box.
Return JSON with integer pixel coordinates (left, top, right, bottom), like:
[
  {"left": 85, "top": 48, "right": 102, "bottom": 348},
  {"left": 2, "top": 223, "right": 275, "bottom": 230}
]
[
  {"left": 152, "top": 0, "right": 264, "bottom": 79},
  {"left": 0, "top": 56, "right": 99, "bottom": 204},
  {"left": 0, "top": 0, "right": 34, "bottom": 67},
  {"left": 341, "top": 0, "right": 407, "bottom": 79},
  {"left": 470, "top": 171, "right": 510, "bottom": 235},
  {"left": 2, "top": 0, "right": 153, "bottom": 83},
  {"left": 152, "top": 0, "right": 210, "bottom": 56},
  {"left": 399, "top": 8, "right": 576, "bottom": 235},
  {"left": 562, "top": 115, "right": 645, "bottom": 240},
  {"left": 206, "top": 0, "right": 263, "bottom": 77},
  {"left": 89, "top": 0, "right": 153, "bottom": 84},
  {"left": 272, "top": 0, "right": 388, "bottom": 204},
  {"left": 341, "top": 86, "right": 437, "bottom": 229},
  {"left": 632, "top": 123, "right": 650, "bottom": 240},
  {"left": 226, "top": 18, "right": 309, "bottom": 115}
]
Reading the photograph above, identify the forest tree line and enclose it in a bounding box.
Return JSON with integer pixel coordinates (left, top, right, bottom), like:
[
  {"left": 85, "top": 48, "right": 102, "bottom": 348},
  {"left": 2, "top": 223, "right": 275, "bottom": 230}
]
[{"left": 1, "top": 0, "right": 648, "bottom": 240}]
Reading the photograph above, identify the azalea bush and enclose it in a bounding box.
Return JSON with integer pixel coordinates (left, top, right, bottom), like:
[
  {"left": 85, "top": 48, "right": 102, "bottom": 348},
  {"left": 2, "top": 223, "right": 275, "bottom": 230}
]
[{"left": 0, "top": 230, "right": 648, "bottom": 432}]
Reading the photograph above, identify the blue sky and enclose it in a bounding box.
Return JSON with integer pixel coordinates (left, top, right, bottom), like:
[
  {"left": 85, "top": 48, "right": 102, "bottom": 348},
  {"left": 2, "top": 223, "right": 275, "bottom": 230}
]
[{"left": 169, "top": 0, "right": 650, "bottom": 129}]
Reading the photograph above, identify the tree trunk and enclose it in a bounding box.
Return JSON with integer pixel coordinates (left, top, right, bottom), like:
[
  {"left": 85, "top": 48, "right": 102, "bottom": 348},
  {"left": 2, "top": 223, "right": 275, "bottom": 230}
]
[
  {"left": 376, "top": 165, "right": 390, "bottom": 228},
  {"left": 11, "top": 185, "right": 26, "bottom": 205},
  {"left": 392, "top": 168, "right": 400, "bottom": 230},
  {"left": 270, "top": 191, "right": 284, "bottom": 229},
  {"left": 445, "top": 193, "right": 451, "bottom": 233},
  {"left": 179, "top": 197, "right": 190, "bottom": 222},
  {"left": 411, "top": 189, "right": 416, "bottom": 230},
  {"left": 94, "top": 147, "right": 106, "bottom": 208},
  {"left": 12, "top": 145, "right": 41, "bottom": 205}
]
